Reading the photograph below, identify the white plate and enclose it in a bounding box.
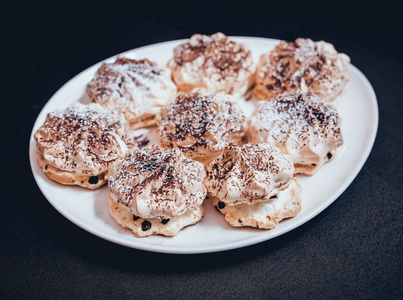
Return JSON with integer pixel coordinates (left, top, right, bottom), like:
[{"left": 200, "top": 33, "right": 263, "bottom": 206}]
[{"left": 29, "top": 37, "right": 378, "bottom": 254}]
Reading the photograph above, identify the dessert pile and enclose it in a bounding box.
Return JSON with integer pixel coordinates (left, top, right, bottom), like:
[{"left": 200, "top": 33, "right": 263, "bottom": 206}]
[{"left": 35, "top": 33, "right": 349, "bottom": 236}]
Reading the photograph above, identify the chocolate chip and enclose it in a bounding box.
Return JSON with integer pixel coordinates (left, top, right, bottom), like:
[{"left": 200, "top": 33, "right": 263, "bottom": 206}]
[
  {"left": 238, "top": 219, "right": 242, "bottom": 223},
  {"left": 45, "top": 165, "right": 48, "bottom": 170},
  {"left": 89, "top": 176, "right": 99, "bottom": 184},
  {"left": 161, "top": 218, "right": 170, "bottom": 225},
  {"left": 269, "top": 195, "right": 277, "bottom": 199},
  {"left": 218, "top": 201, "right": 226, "bottom": 209},
  {"left": 141, "top": 220, "right": 151, "bottom": 231},
  {"left": 311, "top": 164, "right": 317, "bottom": 167},
  {"left": 327, "top": 152, "right": 333, "bottom": 160},
  {"left": 133, "top": 215, "right": 140, "bottom": 221}
]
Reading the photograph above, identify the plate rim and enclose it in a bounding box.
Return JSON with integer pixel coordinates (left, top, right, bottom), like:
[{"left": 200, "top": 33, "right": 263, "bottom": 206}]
[{"left": 29, "top": 36, "right": 379, "bottom": 254}]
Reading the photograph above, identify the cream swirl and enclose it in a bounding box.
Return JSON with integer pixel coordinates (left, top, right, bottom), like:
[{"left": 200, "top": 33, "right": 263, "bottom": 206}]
[
  {"left": 109, "top": 145, "right": 207, "bottom": 218},
  {"left": 34, "top": 103, "right": 135, "bottom": 176},
  {"left": 248, "top": 92, "right": 343, "bottom": 166},
  {"left": 87, "top": 57, "right": 177, "bottom": 124},
  {"left": 156, "top": 89, "right": 246, "bottom": 159},
  {"left": 254, "top": 38, "right": 350, "bottom": 102},
  {"left": 168, "top": 32, "right": 255, "bottom": 98},
  {"left": 205, "top": 143, "right": 294, "bottom": 205}
]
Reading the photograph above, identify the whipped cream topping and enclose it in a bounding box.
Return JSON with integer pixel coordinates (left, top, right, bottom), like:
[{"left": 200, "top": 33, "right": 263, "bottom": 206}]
[
  {"left": 248, "top": 92, "right": 343, "bottom": 165},
  {"left": 34, "top": 103, "right": 136, "bottom": 176},
  {"left": 109, "top": 145, "right": 207, "bottom": 218},
  {"left": 87, "top": 57, "right": 177, "bottom": 124},
  {"left": 205, "top": 143, "right": 294, "bottom": 205},
  {"left": 168, "top": 32, "right": 255, "bottom": 98},
  {"left": 254, "top": 38, "right": 350, "bottom": 102},
  {"left": 157, "top": 89, "right": 246, "bottom": 158}
]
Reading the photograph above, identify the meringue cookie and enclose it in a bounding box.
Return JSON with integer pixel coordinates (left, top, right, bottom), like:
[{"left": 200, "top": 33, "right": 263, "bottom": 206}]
[
  {"left": 212, "top": 178, "right": 301, "bottom": 229},
  {"left": 168, "top": 32, "right": 255, "bottom": 98},
  {"left": 254, "top": 38, "right": 350, "bottom": 102},
  {"left": 156, "top": 89, "right": 246, "bottom": 162},
  {"left": 34, "top": 102, "right": 135, "bottom": 188},
  {"left": 205, "top": 143, "right": 295, "bottom": 206},
  {"left": 248, "top": 92, "right": 343, "bottom": 174},
  {"left": 109, "top": 145, "right": 207, "bottom": 219},
  {"left": 87, "top": 57, "right": 177, "bottom": 129},
  {"left": 108, "top": 196, "right": 204, "bottom": 237}
]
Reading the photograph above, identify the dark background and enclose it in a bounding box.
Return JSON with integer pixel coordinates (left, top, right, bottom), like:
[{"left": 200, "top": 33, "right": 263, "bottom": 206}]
[{"left": 2, "top": 1, "right": 402, "bottom": 298}]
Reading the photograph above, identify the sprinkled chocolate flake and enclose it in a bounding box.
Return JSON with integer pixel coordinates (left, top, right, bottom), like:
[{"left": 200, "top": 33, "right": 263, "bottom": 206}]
[{"left": 135, "top": 136, "right": 150, "bottom": 148}]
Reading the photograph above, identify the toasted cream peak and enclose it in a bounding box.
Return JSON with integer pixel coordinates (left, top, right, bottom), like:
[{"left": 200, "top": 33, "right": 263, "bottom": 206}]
[
  {"left": 109, "top": 145, "right": 207, "bottom": 218},
  {"left": 87, "top": 57, "right": 177, "bottom": 124},
  {"left": 34, "top": 102, "right": 135, "bottom": 176},
  {"left": 248, "top": 92, "right": 343, "bottom": 166},
  {"left": 254, "top": 38, "right": 350, "bottom": 102},
  {"left": 168, "top": 32, "right": 255, "bottom": 98},
  {"left": 205, "top": 143, "right": 294, "bottom": 205},
  {"left": 157, "top": 89, "right": 246, "bottom": 158}
]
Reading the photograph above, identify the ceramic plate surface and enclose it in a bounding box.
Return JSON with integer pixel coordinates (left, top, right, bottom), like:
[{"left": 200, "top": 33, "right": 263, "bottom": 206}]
[{"left": 29, "top": 37, "right": 378, "bottom": 254}]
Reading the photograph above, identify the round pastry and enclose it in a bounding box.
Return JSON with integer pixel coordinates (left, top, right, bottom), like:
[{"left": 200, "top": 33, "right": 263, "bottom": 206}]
[
  {"left": 205, "top": 143, "right": 301, "bottom": 229},
  {"left": 34, "top": 103, "right": 136, "bottom": 189},
  {"left": 108, "top": 145, "right": 207, "bottom": 237},
  {"left": 248, "top": 92, "right": 344, "bottom": 175},
  {"left": 168, "top": 32, "right": 255, "bottom": 98},
  {"left": 254, "top": 38, "right": 350, "bottom": 102},
  {"left": 86, "top": 57, "right": 177, "bottom": 129},
  {"left": 156, "top": 89, "right": 246, "bottom": 164}
]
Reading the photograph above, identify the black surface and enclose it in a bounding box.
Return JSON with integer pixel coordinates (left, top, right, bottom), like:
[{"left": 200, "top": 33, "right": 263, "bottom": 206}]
[{"left": 2, "top": 1, "right": 403, "bottom": 298}]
